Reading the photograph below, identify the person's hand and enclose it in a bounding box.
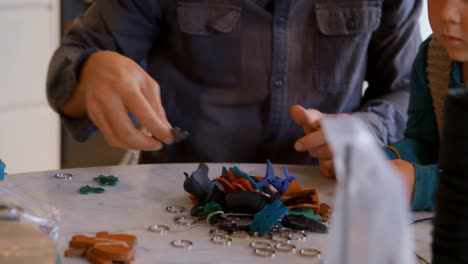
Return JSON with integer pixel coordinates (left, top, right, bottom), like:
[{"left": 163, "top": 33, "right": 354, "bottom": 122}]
[
  {"left": 290, "top": 105, "right": 350, "bottom": 178},
  {"left": 389, "top": 159, "right": 416, "bottom": 202},
  {"left": 60, "top": 51, "right": 173, "bottom": 151}
]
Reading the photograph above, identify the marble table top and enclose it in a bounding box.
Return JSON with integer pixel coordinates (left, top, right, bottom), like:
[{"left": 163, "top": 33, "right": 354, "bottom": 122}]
[{"left": 3, "top": 163, "right": 433, "bottom": 263}]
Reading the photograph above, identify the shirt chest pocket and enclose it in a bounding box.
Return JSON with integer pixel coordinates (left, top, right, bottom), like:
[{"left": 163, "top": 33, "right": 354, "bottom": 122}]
[
  {"left": 315, "top": 1, "right": 381, "bottom": 36},
  {"left": 175, "top": 1, "right": 242, "bottom": 87},
  {"left": 311, "top": 1, "right": 381, "bottom": 96}
]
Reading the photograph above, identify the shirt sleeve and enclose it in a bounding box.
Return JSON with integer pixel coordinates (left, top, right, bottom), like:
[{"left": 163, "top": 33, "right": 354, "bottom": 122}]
[
  {"left": 352, "top": 0, "right": 422, "bottom": 145},
  {"left": 411, "top": 164, "right": 438, "bottom": 211},
  {"left": 46, "top": 0, "right": 165, "bottom": 141}
]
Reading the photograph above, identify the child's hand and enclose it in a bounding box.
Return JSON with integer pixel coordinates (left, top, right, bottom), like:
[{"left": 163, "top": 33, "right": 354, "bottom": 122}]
[
  {"left": 389, "top": 159, "right": 416, "bottom": 201},
  {"left": 289, "top": 105, "right": 349, "bottom": 178}
]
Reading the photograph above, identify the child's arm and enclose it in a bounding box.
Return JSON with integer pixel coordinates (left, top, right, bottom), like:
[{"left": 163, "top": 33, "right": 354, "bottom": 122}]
[
  {"left": 390, "top": 159, "right": 437, "bottom": 211},
  {"left": 386, "top": 37, "right": 439, "bottom": 211}
]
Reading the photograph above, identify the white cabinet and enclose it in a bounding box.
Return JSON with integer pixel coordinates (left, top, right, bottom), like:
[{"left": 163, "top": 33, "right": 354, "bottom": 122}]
[{"left": 0, "top": 0, "right": 60, "bottom": 173}]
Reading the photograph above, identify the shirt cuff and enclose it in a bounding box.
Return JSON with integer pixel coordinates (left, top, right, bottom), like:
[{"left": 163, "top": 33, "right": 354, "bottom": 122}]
[
  {"left": 47, "top": 47, "right": 100, "bottom": 113},
  {"left": 411, "top": 163, "right": 438, "bottom": 211},
  {"left": 351, "top": 111, "right": 386, "bottom": 145},
  {"left": 62, "top": 116, "right": 98, "bottom": 142}
]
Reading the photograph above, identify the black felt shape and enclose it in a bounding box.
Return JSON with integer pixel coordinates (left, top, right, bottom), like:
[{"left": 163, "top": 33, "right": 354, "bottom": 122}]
[
  {"left": 183, "top": 163, "right": 213, "bottom": 202},
  {"left": 281, "top": 214, "right": 328, "bottom": 233},
  {"left": 225, "top": 191, "right": 266, "bottom": 214}
]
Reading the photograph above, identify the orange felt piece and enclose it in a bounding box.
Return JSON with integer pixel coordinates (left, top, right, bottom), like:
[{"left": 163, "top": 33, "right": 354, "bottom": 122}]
[
  {"left": 65, "top": 232, "right": 137, "bottom": 264},
  {"left": 238, "top": 178, "right": 255, "bottom": 192},
  {"left": 281, "top": 187, "right": 317, "bottom": 203},
  {"left": 96, "top": 232, "right": 137, "bottom": 248},
  {"left": 287, "top": 203, "right": 320, "bottom": 210},
  {"left": 215, "top": 177, "right": 237, "bottom": 193},
  {"left": 91, "top": 244, "right": 134, "bottom": 262},
  {"left": 282, "top": 180, "right": 301, "bottom": 197}
]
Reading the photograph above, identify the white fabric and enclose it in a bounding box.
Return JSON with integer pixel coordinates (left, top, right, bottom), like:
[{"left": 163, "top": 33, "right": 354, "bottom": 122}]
[{"left": 322, "top": 117, "right": 415, "bottom": 264}]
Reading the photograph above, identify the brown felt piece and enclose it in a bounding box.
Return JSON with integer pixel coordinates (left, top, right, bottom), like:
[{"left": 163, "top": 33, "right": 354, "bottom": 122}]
[
  {"left": 96, "top": 232, "right": 137, "bottom": 248},
  {"left": 91, "top": 244, "right": 134, "bottom": 261},
  {"left": 86, "top": 250, "right": 113, "bottom": 264},
  {"left": 281, "top": 187, "right": 317, "bottom": 202},
  {"left": 64, "top": 247, "right": 86, "bottom": 257},
  {"left": 65, "top": 231, "right": 137, "bottom": 263},
  {"left": 69, "top": 235, "right": 99, "bottom": 249},
  {"left": 317, "top": 203, "right": 331, "bottom": 222},
  {"left": 288, "top": 203, "right": 320, "bottom": 210},
  {"left": 282, "top": 180, "right": 301, "bottom": 197}
]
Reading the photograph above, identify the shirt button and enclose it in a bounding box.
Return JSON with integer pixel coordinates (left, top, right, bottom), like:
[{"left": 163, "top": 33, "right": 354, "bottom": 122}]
[{"left": 274, "top": 79, "right": 284, "bottom": 89}]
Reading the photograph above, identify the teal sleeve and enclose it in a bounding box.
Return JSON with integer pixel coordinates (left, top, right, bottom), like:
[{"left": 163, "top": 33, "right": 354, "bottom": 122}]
[
  {"left": 384, "top": 147, "right": 398, "bottom": 159},
  {"left": 386, "top": 36, "right": 439, "bottom": 165},
  {"left": 411, "top": 164, "right": 438, "bottom": 211}
]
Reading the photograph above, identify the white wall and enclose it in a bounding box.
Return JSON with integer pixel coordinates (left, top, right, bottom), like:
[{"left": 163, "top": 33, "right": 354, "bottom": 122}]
[
  {"left": 420, "top": 1, "right": 432, "bottom": 39},
  {"left": 0, "top": 0, "right": 60, "bottom": 173}
]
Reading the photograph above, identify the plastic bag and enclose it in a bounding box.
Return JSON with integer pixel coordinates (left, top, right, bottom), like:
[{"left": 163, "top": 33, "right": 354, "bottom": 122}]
[
  {"left": 0, "top": 182, "right": 60, "bottom": 241},
  {"left": 321, "top": 117, "right": 414, "bottom": 264},
  {"left": 0, "top": 182, "right": 61, "bottom": 264}
]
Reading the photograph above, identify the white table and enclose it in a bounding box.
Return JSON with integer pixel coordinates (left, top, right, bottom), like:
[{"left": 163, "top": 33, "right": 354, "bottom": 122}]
[{"left": 3, "top": 163, "right": 433, "bottom": 263}]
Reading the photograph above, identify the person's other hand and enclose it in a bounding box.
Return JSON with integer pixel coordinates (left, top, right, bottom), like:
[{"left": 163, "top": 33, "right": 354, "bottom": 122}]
[
  {"left": 389, "top": 159, "right": 416, "bottom": 202},
  {"left": 290, "top": 105, "right": 350, "bottom": 178},
  {"left": 60, "top": 51, "right": 173, "bottom": 151}
]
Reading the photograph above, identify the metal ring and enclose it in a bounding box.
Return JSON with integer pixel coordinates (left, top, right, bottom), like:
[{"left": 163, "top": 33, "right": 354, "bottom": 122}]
[
  {"left": 230, "top": 231, "right": 250, "bottom": 239},
  {"left": 279, "top": 227, "right": 293, "bottom": 234},
  {"left": 253, "top": 248, "right": 276, "bottom": 258},
  {"left": 147, "top": 224, "right": 169, "bottom": 234},
  {"left": 270, "top": 234, "right": 291, "bottom": 244},
  {"left": 289, "top": 231, "right": 307, "bottom": 241},
  {"left": 250, "top": 241, "right": 271, "bottom": 249},
  {"left": 206, "top": 210, "right": 224, "bottom": 225},
  {"left": 250, "top": 232, "right": 272, "bottom": 241},
  {"left": 210, "top": 236, "right": 232, "bottom": 246},
  {"left": 299, "top": 248, "right": 321, "bottom": 258},
  {"left": 275, "top": 242, "right": 296, "bottom": 253},
  {"left": 166, "top": 205, "right": 186, "bottom": 214},
  {"left": 171, "top": 239, "right": 193, "bottom": 249},
  {"left": 258, "top": 191, "right": 272, "bottom": 198},
  {"left": 174, "top": 216, "right": 198, "bottom": 226},
  {"left": 209, "top": 229, "right": 228, "bottom": 236},
  {"left": 54, "top": 172, "right": 72, "bottom": 180}
]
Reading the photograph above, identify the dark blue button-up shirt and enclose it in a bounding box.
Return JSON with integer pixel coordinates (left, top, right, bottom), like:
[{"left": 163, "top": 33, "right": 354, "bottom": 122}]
[{"left": 47, "top": 0, "right": 422, "bottom": 164}]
